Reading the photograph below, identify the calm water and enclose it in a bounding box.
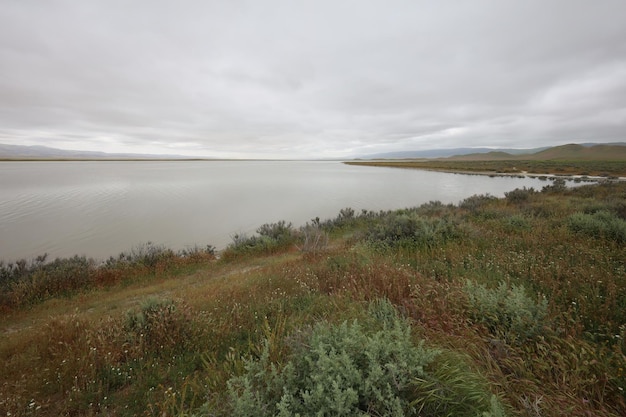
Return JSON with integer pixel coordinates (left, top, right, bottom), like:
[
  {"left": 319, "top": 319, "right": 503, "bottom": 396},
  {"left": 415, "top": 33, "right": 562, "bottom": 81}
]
[{"left": 0, "top": 161, "right": 551, "bottom": 262}]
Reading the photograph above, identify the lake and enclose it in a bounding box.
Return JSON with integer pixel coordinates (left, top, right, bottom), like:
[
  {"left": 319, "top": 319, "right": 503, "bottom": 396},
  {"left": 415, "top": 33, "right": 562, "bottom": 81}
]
[{"left": 1, "top": 160, "right": 553, "bottom": 262}]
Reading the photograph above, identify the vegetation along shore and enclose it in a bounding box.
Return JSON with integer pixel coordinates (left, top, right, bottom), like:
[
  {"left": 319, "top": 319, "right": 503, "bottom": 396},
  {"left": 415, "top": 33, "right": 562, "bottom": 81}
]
[
  {"left": 346, "top": 143, "right": 626, "bottom": 178},
  {"left": 1, "top": 179, "right": 626, "bottom": 416},
  {"left": 345, "top": 159, "right": 626, "bottom": 178}
]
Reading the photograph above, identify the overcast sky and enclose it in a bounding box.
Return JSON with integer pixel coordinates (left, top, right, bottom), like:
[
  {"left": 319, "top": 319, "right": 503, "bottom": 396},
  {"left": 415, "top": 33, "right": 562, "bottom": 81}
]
[{"left": 1, "top": 1, "right": 625, "bottom": 158}]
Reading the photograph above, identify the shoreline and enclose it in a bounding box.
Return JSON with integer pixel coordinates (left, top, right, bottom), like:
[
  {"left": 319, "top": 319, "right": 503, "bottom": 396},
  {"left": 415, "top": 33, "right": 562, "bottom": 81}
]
[{"left": 344, "top": 161, "right": 626, "bottom": 182}]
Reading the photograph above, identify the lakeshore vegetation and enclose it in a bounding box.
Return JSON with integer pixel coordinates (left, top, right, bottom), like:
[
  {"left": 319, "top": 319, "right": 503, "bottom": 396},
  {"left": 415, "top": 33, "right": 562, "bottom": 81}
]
[
  {"left": 1, "top": 179, "right": 625, "bottom": 416},
  {"left": 345, "top": 159, "right": 626, "bottom": 177}
]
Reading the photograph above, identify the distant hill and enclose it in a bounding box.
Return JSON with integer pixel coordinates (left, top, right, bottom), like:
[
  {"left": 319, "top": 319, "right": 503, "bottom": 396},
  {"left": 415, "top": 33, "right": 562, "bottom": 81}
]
[
  {"left": 530, "top": 144, "right": 626, "bottom": 160},
  {"left": 359, "top": 147, "right": 548, "bottom": 159},
  {"left": 358, "top": 143, "right": 626, "bottom": 160},
  {"left": 449, "top": 143, "right": 626, "bottom": 161},
  {"left": 0, "top": 143, "right": 194, "bottom": 160},
  {"left": 449, "top": 151, "right": 518, "bottom": 161}
]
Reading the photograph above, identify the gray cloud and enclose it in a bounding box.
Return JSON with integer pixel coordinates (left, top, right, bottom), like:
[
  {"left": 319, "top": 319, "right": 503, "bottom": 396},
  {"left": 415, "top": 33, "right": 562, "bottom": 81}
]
[{"left": 1, "top": 0, "right": 625, "bottom": 158}]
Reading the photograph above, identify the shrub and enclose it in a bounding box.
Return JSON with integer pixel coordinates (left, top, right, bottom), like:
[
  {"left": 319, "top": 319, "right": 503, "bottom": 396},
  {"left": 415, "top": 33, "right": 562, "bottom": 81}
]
[
  {"left": 257, "top": 220, "right": 293, "bottom": 241},
  {"left": 223, "top": 221, "right": 296, "bottom": 258},
  {"left": 338, "top": 207, "right": 355, "bottom": 221},
  {"left": 464, "top": 281, "right": 548, "bottom": 343},
  {"left": 366, "top": 213, "right": 460, "bottom": 249},
  {"left": 226, "top": 234, "right": 278, "bottom": 256},
  {"left": 504, "top": 214, "right": 531, "bottom": 231},
  {"left": 104, "top": 242, "right": 176, "bottom": 269},
  {"left": 416, "top": 200, "right": 454, "bottom": 217},
  {"left": 0, "top": 254, "right": 48, "bottom": 287},
  {"left": 296, "top": 224, "right": 329, "bottom": 253},
  {"left": 323, "top": 207, "right": 358, "bottom": 229},
  {"left": 567, "top": 210, "right": 626, "bottom": 243},
  {"left": 179, "top": 244, "right": 216, "bottom": 258},
  {"left": 504, "top": 187, "right": 535, "bottom": 204},
  {"left": 224, "top": 300, "right": 505, "bottom": 417},
  {"left": 459, "top": 194, "right": 498, "bottom": 213},
  {"left": 0, "top": 255, "right": 95, "bottom": 308}
]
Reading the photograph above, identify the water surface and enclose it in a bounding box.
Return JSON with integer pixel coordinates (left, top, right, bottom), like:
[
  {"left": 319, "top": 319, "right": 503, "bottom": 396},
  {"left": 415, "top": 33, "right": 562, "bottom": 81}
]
[{"left": 0, "top": 161, "right": 551, "bottom": 261}]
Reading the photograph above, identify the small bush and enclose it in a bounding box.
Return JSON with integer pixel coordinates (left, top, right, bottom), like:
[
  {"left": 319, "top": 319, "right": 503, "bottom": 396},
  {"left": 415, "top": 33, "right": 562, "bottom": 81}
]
[
  {"left": 504, "top": 187, "right": 535, "bottom": 204},
  {"left": 567, "top": 210, "right": 626, "bottom": 243},
  {"left": 224, "top": 300, "right": 505, "bottom": 417},
  {"left": 257, "top": 220, "right": 293, "bottom": 241},
  {"left": 179, "top": 244, "right": 216, "bottom": 258},
  {"left": 338, "top": 207, "right": 355, "bottom": 221},
  {"left": 223, "top": 221, "right": 296, "bottom": 258},
  {"left": 297, "top": 224, "right": 329, "bottom": 253},
  {"left": 464, "top": 280, "right": 548, "bottom": 343},
  {"left": 324, "top": 207, "right": 358, "bottom": 229},
  {"left": 504, "top": 214, "right": 531, "bottom": 231},
  {"left": 104, "top": 242, "right": 176, "bottom": 269},
  {"left": 366, "top": 213, "right": 460, "bottom": 249},
  {"left": 416, "top": 200, "right": 454, "bottom": 217},
  {"left": 459, "top": 194, "right": 498, "bottom": 213}
]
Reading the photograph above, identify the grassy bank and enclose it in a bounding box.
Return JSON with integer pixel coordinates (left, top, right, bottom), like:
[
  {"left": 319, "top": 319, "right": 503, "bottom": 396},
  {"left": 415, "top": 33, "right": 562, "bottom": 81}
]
[
  {"left": 345, "top": 159, "right": 626, "bottom": 177},
  {"left": 1, "top": 181, "right": 625, "bottom": 416}
]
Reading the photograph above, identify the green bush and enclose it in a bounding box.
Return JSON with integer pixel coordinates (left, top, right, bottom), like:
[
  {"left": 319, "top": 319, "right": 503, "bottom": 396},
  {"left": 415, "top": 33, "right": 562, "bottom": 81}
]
[
  {"left": 224, "top": 300, "right": 505, "bottom": 417},
  {"left": 366, "top": 213, "right": 460, "bottom": 249},
  {"left": 504, "top": 214, "right": 531, "bottom": 231},
  {"left": 104, "top": 242, "right": 176, "bottom": 269},
  {"left": 459, "top": 194, "right": 498, "bottom": 213},
  {"left": 223, "top": 221, "right": 296, "bottom": 258},
  {"left": 257, "top": 220, "right": 293, "bottom": 241},
  {"left": 464, "top": 281, "right": 548, "bottom": 343},
  {"left": 567, "top": 210, "right": 626, "bottom": 243},
  {"left": 504, "top": 187, "right": 535, "bottom": 204},
  {"left": 415, "top": 200, "right": 455, "bottom": 217},
  {"left": 179, "top": 244, "right": 216, "bottom": 258}
]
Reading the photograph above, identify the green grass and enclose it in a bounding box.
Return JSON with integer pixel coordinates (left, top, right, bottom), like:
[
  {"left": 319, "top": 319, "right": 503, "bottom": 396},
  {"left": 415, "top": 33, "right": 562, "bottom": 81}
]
[{"left": 1, "top": 180, "right": 626, "bottom": 416}]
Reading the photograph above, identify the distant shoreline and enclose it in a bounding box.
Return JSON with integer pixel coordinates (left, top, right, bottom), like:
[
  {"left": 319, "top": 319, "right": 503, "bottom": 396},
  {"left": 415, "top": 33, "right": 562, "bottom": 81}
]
[{"left": 344, "top": 160, "right": 626, "bottom": 179}]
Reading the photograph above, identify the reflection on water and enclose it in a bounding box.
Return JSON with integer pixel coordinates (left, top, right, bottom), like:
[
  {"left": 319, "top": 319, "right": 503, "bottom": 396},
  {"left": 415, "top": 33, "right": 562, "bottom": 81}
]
[{"left": 0, "top": 161, "right": 552, "bottom": 261}]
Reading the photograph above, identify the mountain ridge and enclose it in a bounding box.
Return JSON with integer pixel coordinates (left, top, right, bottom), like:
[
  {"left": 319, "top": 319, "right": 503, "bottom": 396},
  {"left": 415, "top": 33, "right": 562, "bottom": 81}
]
[
  {"left": 358, "top": 142, "right": 626, "bottom": 160},
  {"left": 448, "top": 143, "right": 626, "bottom": 161},
  {"left": 0, "top": 143, "right": 196, "bottom": 159}
]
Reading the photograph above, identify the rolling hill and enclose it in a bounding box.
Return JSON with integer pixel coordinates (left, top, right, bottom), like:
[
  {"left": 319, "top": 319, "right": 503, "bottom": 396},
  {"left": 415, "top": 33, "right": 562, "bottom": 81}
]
[{"left": 448, "top": 143, "right": 626, "bottom": 161}]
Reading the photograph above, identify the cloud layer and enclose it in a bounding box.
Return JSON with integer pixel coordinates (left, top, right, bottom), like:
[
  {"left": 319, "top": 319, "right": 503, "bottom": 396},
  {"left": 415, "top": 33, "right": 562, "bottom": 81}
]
[{"left": 1, "top": 1, "right": 625, "bottom": 158}]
